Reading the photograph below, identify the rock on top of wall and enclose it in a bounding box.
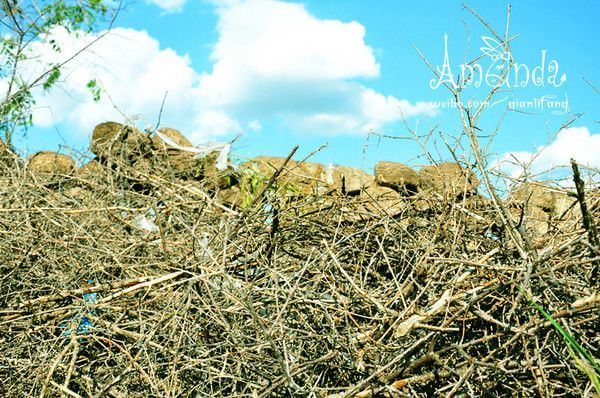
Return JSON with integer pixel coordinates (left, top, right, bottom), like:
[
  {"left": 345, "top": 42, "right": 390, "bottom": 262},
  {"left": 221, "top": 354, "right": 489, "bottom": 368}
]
[
  {"left": 246, "top": 158, "right": 376, "bottom": 196},
  {"left": 374, "top": 161, "right": 419, "bottom": 195},
  {"left": 78, "top": 159, "right": 104, "bottom": 179},
  {"left": 28, "top": 151, "right": 77, "bottom": 175},
  {"left": 151, "top": 127, "right": 196, "bottom": 174},
  {"left": 249, "top": 156, "right": 327, "bottom": 195},
  {"left": 0, "top": 138, "right": 12, "bottom": 164},
  {"left": 90, "top": 122, "right": 148, "bottom": 159},
  {"left": 152, "top": 127, "right": 193, "bottom": 150},
  {"left": 330, "top": 165, "right": 372, "bottom": 195},
  {"left": 512, "top": 182, "right": 557, "bottom": 213},
  {"left": 419, "top": 162, "right": 478, "bottom": 196}
]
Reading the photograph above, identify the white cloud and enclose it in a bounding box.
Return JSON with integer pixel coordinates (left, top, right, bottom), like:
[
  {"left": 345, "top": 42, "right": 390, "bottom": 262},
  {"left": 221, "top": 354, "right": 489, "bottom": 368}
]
[
  {"left": 198, "top": 0, "right": 435, "bottom": 134},
  {"left": 248, "top": 120, "right": 262, "bottom": 131},
  {"left": 495, "top": 126, "right": 600, "bottom": 180},
  {"left": 209, "top": 0, "right": 379, "bottom": 81},
  {"left": 11, "top": 0, "right": 435, "bottom": 145},
  {"left": 360, "top": 88, "right": 436, "bottom": 124},
  {"left": 145, "top": 0, "right": 187, "bottom": 13},
  {"left": 18, "top": 26, "right": 229, "bottom": 141}
]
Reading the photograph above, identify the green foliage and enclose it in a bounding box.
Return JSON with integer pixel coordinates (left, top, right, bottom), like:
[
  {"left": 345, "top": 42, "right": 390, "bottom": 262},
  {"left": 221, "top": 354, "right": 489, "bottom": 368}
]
[
  {"left": 239, "top": 165, "right": 270, "bottom": 208},
  {"left": 43, "top": 68, "right": 61, "bottom": 90},
  {"left": 0, "top": 0, "right": 113, "bottom": 147},
  {"left": 39, "top": 0, "right": 108, "bottom": 34},
  {"left": 86, "top": 79, "right": 101, "bottom": 102},
  {"left": 519, "top": 286, "right": 600, "bottom": 393},
  {"left": 48, "top": 38, "right": 60, "bottom": 52},
  {"left": 237, "top": 164, "right": 301, "bottom": 208}
]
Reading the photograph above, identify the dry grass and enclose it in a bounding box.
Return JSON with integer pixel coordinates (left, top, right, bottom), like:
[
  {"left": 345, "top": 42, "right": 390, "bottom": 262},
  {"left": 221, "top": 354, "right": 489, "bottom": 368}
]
[{"left": 0, "top": 145, "right": 598, "bottom": 397}]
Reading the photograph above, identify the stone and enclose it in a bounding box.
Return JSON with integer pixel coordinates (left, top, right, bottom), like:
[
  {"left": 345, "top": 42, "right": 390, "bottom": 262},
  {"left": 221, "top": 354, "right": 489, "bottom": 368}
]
[
  {"left": 90, "top": 122, "right": 148, "bottom": 159},
  {"left": 28, "top": 151, "right": 77, "bottom": 175},
  {"left": 78, "top": 159, "right": 105, "bottom": 179},
  {"left": 527, "top": 207, "right": 550, "bottom": 238},
  {"left": 587, "top": 189, "right": 600, "bottom": 212},
  {"left": 362, "top": 185, "right": 406, "bottom": 217},
  {"left": 553, "top": 192, "right": 577, "bottom": 218},
  {"left": 151, "top": 127, "right": 196, "bottom": 173},
  {"left": 152, "top": 128, "right": 203, "bottom": 177},
  {"left": 248, "top": 156, "right": 327, "bottom": 195},
  {"left": 199, "top": 151, "right": 236, "bottom": 190},
  {"left": 330, "top": 166, "right": 372, "bottom": 195},
  {"left": 512, "top": 182, "right": 556, "bottom": 213},
  {"left": 218, "top": 186, "right": 245, "bottom": 208},
  {"left": 151, "top": 127, "right": 193, "bottom": 150},
  {"left": 374, "top": 162, "right": 419, "bottom": 195},
  {"left": 0, "top": 138, "right": 12, "bottom": 164},
  {"left": 509, "top": 205, "right": 550, "bottom": 241},
  {"left": 363, "top": 185, "right": 400, "bottom": 200},
  {"left": 419, "top": 162, "right": 478, "bottom": 196},
  {"left": 410, "top": 191, "right": 434, "bottom": 212}
]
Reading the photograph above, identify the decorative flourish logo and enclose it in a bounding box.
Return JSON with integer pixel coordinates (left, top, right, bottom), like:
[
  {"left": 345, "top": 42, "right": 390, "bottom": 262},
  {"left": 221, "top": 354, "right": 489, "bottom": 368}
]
[
  {"left": 480, "top": 36, "right": 511, "bottom": 63},
  {"left": 429, "top": 34, "right": 567, "bottom": 90}
]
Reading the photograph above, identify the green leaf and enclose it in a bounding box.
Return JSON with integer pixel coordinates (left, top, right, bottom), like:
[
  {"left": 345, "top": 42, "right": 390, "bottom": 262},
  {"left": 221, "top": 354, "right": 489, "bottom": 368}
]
[
  {"left": 86, "top": 79, "right": 101, "bottom": 102},
  {"left": 519, "top": 285, "right": 600, "bottom": 392},
  {"left": 1, "top": 0, "right": 112, "bottom": 146},
  {"left": 43, "top": 68, "right": 61, "bottom": 90}
]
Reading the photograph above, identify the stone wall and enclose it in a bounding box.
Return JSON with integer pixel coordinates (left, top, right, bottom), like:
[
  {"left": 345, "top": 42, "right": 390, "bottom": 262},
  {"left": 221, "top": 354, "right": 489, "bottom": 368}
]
[{"left": 21, "top": 122, "right": 581, "bottom": 231}]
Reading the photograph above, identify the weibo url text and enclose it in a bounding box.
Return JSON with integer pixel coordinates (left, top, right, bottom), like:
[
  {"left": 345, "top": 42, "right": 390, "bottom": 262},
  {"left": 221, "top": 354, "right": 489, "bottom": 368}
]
[{"left": 427, "top": 95, "right": 569, "bottom": 115}]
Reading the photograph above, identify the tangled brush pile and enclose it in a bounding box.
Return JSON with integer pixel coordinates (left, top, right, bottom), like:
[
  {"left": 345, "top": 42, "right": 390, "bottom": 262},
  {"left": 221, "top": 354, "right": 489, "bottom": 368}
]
[{"left": 0, "top": 124, "right": 598, "bottom": 397}]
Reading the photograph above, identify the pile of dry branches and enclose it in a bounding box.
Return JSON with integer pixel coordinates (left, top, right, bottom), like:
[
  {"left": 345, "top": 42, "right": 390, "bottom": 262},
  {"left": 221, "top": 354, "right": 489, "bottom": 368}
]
[{"left": 0, "top": 144, "right": 598, "bottom": 397}]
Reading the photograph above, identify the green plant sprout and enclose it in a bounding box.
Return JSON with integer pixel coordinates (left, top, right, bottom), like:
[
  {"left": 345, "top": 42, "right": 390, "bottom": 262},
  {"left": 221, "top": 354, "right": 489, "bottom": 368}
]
[{"left": 519, "top": 286, "right": 600, "bottom": 393}]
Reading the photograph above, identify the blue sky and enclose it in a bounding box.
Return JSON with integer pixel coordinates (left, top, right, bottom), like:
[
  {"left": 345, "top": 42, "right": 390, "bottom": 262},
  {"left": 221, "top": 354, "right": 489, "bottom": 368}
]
[{"left": 9, "top": 0, "right": 600, "bottom": 177}]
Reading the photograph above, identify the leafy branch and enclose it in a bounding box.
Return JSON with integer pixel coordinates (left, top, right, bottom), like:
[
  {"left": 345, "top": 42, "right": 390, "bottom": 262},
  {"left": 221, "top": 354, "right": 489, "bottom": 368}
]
[{"left": 0, "top": 0, "right": 119, "bottom": 147}]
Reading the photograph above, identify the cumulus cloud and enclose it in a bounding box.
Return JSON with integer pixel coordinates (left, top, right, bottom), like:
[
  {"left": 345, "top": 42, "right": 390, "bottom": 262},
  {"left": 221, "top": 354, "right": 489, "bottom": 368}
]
[
  {"left": 209, "top": 0, "right": 379, "bottom": 81},
  {"left": 199, "top": 0, "right": 435, "bottom": 134},
  {"left": 12, "top": 0, "right": 435, "bottom": 144},
  {"left": 145, "top": 0, "right": 187, "bottom": 13},
  {"left": 495, "top": 126, "right": 600, "bottom": 180},
  {"left": 20, "top": 26, "right": 226, "bottom": 140}
]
